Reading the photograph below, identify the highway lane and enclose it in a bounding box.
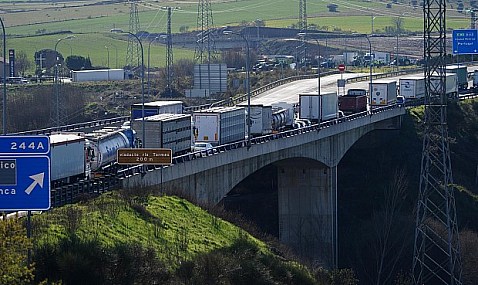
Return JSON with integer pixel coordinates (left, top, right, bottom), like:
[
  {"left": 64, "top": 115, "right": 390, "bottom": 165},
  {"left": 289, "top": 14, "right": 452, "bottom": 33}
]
[
  {"left": 251, "top": 65, "right": 478, "bottom": 106},
  {"left": 250, "top": 73, "right": 368, "bottom": 105}
]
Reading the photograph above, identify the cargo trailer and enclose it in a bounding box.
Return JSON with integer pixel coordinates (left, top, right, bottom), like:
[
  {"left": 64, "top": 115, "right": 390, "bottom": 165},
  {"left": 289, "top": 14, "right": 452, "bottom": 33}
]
[
  {"left": 237, "top": 104, "right": 273, "bottom": 136},
  {"left": 369, "top": 80, "right": 397, "bottom": 106},
  {"left": 445, "top": 65, "right": 468, "bottom": 91},
  {"left": 71, "top": 69, "right": 125, "bottom": 82},
  {"left": 192, "top": 106, "right": 246, "bottom": 146},
  {"left": 132, "top": 114, "right": 191, "bottom": 155},
  {"left": 430, "top": 73, "right": 458, "bottom": 100},
  {"left": 50, "top": 133, "right": 86, "bottom": 183},
  {"left": 131, "top": 100, "right": 183, "bottom": 120},
  {"left": 339, "top": 89, "right": 367, "bottom": 114},
  {"left": 299, "top": 92, "right": 338, "bottom": 122},
  {"left": 399, "top": 76, "right": 425, "bottom": 99}
]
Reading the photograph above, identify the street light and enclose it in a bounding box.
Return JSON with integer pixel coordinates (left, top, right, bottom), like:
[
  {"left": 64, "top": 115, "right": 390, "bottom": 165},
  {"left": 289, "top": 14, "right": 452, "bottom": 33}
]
[
  {"left": 105, "top": 46, "right": 110, "bottom": 81},
  {"left": 298, "top": 32, "right": 321, "bottom": 95},
  {"left": 1, "top": 17, "right": 6, "bottom": 135},
  {"left": 107, "top": 42, "right": 119, "bottom": 69},
  {"left": 223, "top": 30, "right": 251, "bottom": 149},
  {"left": 111, "top": 28, "right": 145, "bottom": 148},
  {"left": 147, "top": 36, "right": 159, "bottom": 98},
  {"left": 54, "top": 35, "right": 76, "bottom": 127},
  {"left": 371, "top": 16, "right": 377, "bottom": 34},
  {"left": 352, "top": 33, "right": 373, "bottom": 110},
  {"left": 363, "top": 35, "right": 373, "bottom": 111}
]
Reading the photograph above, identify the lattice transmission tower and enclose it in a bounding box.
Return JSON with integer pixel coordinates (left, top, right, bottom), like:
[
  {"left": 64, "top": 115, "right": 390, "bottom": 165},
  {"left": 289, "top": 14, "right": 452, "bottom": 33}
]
[
  {"left": 297, "top": 0, "right": 307, "bottom": 68},
  {"left": 126, "top": 0, "right": 141, "bottom": 70},
  {"left": 166, "top": 7, "right": 173, "bottom": 96},
  {"left": 195, "top": 0, "right": 217, "bottom": 63},
  {"left": 412, "top": 0, "right": 462, "bottom": 284}
]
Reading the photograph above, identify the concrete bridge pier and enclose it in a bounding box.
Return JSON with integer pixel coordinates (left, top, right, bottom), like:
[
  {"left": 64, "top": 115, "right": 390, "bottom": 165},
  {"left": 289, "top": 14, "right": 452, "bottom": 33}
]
[{"left": 277, "top": 159, "right": 337, "bottom": 268}]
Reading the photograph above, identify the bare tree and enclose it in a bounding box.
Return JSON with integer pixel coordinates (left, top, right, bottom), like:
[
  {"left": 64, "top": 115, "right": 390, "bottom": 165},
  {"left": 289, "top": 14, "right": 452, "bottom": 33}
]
[
  {"left": 15, "top": 50, "right": 32, "bottom": 76},
  {"left": 360, "top": 168, "right": 412, "bottom": 285}
]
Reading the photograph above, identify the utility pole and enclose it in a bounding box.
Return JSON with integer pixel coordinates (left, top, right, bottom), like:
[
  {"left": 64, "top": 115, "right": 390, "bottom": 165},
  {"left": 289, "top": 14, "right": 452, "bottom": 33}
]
[
  {"left": 126, "top": 0, "right": 141, "bottom": 72},
  {"left": 166, "top": 7, "right": 173, "bottom": 97},
  {"left": 194, "top": 0, "right": 216, "bottom": 64},
  {"left": 298, "top": 0, "right": 307, "bottom": 70},
  {"left": 412, "top": 0, "right": 463, "bottom": 284}
]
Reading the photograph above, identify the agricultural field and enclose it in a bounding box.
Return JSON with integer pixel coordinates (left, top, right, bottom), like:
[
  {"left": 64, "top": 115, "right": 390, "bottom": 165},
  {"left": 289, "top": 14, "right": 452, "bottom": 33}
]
[{"left": 0, "top": 0, "right": 473, "bottom": 71}]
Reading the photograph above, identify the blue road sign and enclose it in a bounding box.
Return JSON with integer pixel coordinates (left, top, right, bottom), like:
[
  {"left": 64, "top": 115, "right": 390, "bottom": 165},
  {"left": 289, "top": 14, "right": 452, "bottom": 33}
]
[
  {"left": 0, "top": 136, "right": 51, "bottom": 211},
  {"left": 453, "top": 29, "right": 478, "bottom": 55},
  {"left": 0, "top": 136, "right": 50, "bottom": 155}
]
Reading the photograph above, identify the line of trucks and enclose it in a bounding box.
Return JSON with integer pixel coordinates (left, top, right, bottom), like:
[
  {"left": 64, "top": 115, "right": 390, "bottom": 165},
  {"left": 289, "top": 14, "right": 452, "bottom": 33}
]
[{"left": 48, "top": 67, "right": 467, "bottom": 187}]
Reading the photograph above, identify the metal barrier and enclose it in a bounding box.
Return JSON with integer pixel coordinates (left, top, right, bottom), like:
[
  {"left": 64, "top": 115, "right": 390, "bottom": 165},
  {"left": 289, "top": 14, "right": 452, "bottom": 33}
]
[{"left": 12, "top": 116, "right": 130, "bottom": 136}]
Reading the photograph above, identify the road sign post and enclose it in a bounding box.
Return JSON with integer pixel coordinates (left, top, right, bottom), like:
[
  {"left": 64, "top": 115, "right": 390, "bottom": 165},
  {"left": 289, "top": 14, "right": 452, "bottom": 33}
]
[
  {"left": 0, "top": 136, "right": 51, "bottom": 211},
  {"left": 452, "top": 29, "right": 478, "bottom": 54}
]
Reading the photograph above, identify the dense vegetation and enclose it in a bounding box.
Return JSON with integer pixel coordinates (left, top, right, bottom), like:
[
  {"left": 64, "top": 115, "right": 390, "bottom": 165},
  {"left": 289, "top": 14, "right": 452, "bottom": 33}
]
[
  {"left": 1, "top": 192, "right": 360, "bottom": 284},
  {"left": 337, "top": 99, "right": 478, "bottom": 284}
]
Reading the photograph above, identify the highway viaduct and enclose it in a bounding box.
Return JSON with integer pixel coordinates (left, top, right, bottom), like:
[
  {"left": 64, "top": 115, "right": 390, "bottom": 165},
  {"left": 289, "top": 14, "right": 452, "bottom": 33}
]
[{"left": 122, "top": 105, "right": 405, "bottom": 268}]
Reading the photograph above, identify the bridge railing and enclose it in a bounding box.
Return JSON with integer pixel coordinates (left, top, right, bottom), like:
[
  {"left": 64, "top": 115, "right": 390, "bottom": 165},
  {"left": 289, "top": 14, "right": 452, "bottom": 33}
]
[{"left": 12, "top": 116, "right": 130, "bottom": 135}]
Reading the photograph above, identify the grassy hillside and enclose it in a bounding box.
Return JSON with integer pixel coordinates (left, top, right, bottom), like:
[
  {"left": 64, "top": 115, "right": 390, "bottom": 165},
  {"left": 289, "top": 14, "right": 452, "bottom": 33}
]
[
  {"left": 33, "top": 193, "right": 261, "bottom": 264},
  {"left": 30, "top": 191, "right": 329, "bottom": 284}
]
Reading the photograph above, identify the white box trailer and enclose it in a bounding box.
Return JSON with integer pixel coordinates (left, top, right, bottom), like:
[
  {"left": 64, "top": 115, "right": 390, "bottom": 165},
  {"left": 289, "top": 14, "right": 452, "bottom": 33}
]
[
  {"left": 132, "top": 114, "right": 191, "bottom": 155},
  {"left": 71, "top": 69, "right": 124, "bottom": 82},
  {"left": 299, "top": 92, "right": 338, "bottom": 122},
  {"left": 237, "top": 104, "right": 272, "bottom": 136},
  {"left": 430, "top": 73, "right": 458, "bottom": 99},
  {"left": 369, "top": 80, "right": 397, "bottom": 106},
  {"left": 399, "top": 76, "right": 425, "bottom": 99},
  {"left": 131, "top": 100, "right": 183, "bottom": 120},
  {"left": 192, "top": 106, "right": 246, "bottom": 146},
  {"left": 50, "top": 133, "right": 86, "bottom": 182}
]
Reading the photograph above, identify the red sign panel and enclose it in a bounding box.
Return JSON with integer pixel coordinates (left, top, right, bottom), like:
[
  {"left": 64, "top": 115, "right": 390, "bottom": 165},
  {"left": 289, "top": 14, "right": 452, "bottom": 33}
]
[{"left": 338, "top": 64, "right": 346, "bottom": 72}]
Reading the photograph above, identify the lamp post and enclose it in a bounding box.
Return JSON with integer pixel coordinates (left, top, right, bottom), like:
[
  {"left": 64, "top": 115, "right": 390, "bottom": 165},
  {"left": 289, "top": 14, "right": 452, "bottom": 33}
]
[
  {"left": 1, "top": 17, "right": 6, "bottom": 135},
  {"left": 223, "top": 30, "right": 251, "bottom": 149},
  {"left": 371, "top": 16, "right": 377, "bottom": 34},
  {"left": 105, "top": 45, "right": 110, "bottom": 81},
  {"left": 54, "top": 35, "right": 75, "bottom": 127},
  {"left": 111, "top": 29, "right": 145, "bottom": 147},
  {"left": 364, "top": 35, "right": 373, "bottom": 111},
  {"left": 147, "top": 36, "right": 159, "bottom": 98},
  {"left": 108, "top": 42, "right": 118, "bottom": 69},
  {"left": 298, "top": 32, "right": 321, "bottom": 95}
]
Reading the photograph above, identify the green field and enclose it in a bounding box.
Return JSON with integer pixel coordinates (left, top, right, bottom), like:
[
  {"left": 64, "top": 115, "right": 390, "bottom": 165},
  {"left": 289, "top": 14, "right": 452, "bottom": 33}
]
[{"left": 1, "top": 0, "right": 473, "bottom": 71}]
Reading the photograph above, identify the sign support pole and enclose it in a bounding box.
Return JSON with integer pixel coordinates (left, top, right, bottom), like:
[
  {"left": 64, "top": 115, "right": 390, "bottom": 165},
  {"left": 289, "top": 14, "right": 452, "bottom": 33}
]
[{"left": 27, "top": 211, "right": 31, "bottom": 265}]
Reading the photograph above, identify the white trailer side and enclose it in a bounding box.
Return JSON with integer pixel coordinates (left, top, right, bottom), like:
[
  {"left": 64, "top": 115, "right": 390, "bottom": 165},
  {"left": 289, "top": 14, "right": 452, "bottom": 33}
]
[{"left": 50, "top": 133, "right": 86, "bottom": 182}]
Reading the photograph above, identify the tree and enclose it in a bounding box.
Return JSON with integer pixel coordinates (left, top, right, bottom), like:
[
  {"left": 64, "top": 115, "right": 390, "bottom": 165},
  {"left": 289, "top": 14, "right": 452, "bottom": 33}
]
[
  {"left": 15, "top": 51, "right": 32, "bottom": 76},
  {"left": 66, "top": 55, "right": 92, "bottom": 71},
  {"left": 0, "top": 216, "right": 34, "bottom": 285}
]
